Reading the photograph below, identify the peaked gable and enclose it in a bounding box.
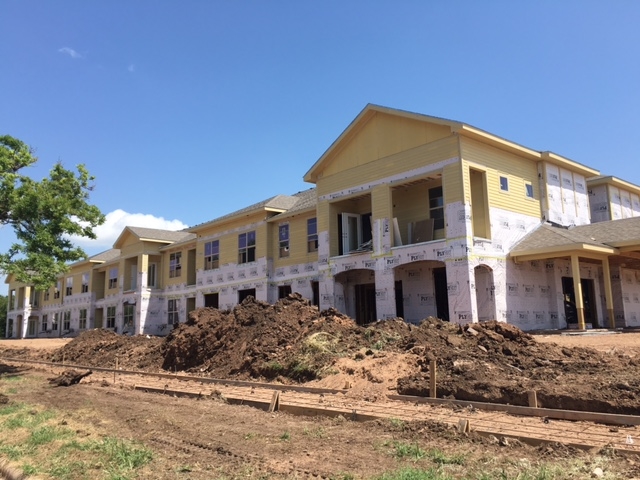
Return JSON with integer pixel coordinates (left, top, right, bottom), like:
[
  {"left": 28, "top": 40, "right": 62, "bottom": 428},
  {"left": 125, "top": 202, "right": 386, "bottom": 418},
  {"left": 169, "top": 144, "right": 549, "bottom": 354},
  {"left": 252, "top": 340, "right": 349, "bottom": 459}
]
[{"left": 304, "top": 104, "right": 458, "bottom": 183}]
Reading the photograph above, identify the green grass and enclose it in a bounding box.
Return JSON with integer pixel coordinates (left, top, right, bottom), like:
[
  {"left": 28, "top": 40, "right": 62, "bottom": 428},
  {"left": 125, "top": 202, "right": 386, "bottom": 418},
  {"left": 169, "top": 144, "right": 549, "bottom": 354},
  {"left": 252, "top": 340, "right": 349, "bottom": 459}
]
[
  {"left": 0, "top": 395, "right": 153, "bottom": 480},
  {"left": 373, "top": 467, "right": 453, "bottom": 480},
  {"left": 426, "top": 448, "right": 465, "bottom": 466},
  {"left": 303, "top": 426, "right": 327, "bottom": 438},
  {"left": 279, "top": 431, "right": 291, "bottom": 442},
  {"left": 386, "top": 441, "right": 426, "bottom": 460}
]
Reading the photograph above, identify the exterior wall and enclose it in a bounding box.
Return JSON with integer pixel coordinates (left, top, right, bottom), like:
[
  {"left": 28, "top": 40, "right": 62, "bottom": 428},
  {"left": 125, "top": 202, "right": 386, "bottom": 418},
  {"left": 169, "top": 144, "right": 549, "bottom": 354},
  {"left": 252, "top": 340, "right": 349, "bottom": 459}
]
[
  {"left": 460, "top": 138, "right": 541, "bottom": 220},
  {"left": 620, "top": 268, "right": 640, "bottom": 327},
  {"left": 589, "top": 184, "right": 610, "bottom": 223},
  {"left": 539, "top": 162, "right": 590, "bottom": 226}
]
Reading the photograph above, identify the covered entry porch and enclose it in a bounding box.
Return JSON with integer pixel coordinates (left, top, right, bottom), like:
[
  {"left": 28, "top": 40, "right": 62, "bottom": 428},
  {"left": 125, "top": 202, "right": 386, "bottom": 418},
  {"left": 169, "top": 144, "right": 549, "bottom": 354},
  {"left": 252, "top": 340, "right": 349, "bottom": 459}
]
[{"left": 511, "top": 218, "right": 640, "bottom": 330}]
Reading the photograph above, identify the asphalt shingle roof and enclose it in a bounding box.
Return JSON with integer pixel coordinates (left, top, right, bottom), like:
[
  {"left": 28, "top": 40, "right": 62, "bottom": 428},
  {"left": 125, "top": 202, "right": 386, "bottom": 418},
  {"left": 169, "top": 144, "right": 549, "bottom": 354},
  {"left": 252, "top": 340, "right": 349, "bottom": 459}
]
[{"left": 511, "top": 217, "right": 640, "bottom": 255}]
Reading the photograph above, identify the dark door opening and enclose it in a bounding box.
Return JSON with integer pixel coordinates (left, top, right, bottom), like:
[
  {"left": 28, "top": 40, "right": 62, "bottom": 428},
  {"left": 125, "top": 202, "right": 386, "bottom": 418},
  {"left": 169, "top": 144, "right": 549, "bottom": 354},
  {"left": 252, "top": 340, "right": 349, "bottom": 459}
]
[
  {"left": 238, "top": 288, "right": 256, "bottom": 303},
  {"left": 395, "top": 280, "right": 404, "bottom": 319},
  {"left": 311, "top": 281, "right": 319, "bottom": 307},
  {"left": 278, "top": 285, "right": 292, "bottom": 299},
  {"left": 433, "top": 267, "right": 450, "bottom": 321},
  {"left": 562, "top": 277, "right": 598, "bottom": 328},
  {"left": 355, "top": 283, "right": 377, "bottom": 325},
  {"left": 204, "top": 293, "right": 219, "bottom": 309}
]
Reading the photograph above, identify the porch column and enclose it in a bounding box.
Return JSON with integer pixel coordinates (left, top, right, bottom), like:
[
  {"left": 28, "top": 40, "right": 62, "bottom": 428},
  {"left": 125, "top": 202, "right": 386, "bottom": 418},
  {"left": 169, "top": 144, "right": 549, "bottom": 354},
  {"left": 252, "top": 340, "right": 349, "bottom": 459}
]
[
  {"left": 571, "top": 254, "right": 586, "bottom": 330},
  {"left": 375, "top": 261, "right": 397, "bottom": 320},
  {"left": 371, "top": 185, "right": 393, "bottom": 254},
  {"left": 446, "top": 260, "right": 478, "bottom": 324},
  {"left": 601, "top": 257, "right": 615, "bottom": 329}
]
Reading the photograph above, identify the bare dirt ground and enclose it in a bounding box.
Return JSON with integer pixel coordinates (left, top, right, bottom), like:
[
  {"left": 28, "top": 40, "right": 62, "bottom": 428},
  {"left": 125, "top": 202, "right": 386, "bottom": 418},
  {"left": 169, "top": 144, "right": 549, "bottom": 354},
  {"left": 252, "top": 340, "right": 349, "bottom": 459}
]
[{"left": 3, "top": 295, "right": 640, "bottom": 478}]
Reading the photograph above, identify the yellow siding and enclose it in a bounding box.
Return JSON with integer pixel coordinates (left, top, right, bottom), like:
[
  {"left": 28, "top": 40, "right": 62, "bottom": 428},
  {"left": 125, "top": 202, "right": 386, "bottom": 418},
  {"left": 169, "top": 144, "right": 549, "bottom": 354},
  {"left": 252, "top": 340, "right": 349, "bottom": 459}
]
[
  {"left": 317, "top": 135, "right": 459, "bottom": 197},
  {"left": 271, "top": 211, "right": 318, "bottom": 268},
  {"left": 372, "top": 185, "right": 392, "bottom": 223},
  {"left": 321, "top": 112, "right": 453, "bottom": 178},
  {"left": 460, "top": 137, "right": 540, "bottom": 218},
  {"left": 443, "top": 162, "right": 463, "bottom": 205},
  {"left": 195, "top": 212, "right": 269, "bottom": 270}
]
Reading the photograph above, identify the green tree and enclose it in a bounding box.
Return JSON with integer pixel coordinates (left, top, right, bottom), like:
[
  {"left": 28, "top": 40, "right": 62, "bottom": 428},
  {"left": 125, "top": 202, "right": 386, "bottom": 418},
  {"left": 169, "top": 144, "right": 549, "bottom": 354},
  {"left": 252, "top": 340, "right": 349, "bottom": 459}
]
[
  {"left": 0, "top": 135, "right": 105, "bottom": 290},
  {"left": 0, "top": 295, "right": 6, "bottom": 338}
]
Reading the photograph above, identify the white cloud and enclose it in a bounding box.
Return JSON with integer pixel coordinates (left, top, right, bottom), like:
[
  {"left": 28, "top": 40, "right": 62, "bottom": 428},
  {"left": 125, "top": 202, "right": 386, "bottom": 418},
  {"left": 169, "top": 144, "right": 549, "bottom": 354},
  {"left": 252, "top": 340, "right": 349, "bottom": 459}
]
[
  {"left": 127, "top": 64, "right": 135, "bottom": 73},
  {"left": 58, "top": 47, "right": 82, "bottom": 59},
  {"left": 70, "top": 209, "right": 189, "bottom": 254}
]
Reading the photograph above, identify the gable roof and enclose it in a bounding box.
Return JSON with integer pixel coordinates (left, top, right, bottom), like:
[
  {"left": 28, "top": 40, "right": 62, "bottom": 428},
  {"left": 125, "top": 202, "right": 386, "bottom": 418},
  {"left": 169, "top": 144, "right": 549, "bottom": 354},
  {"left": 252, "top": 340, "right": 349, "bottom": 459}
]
[
  {"left": 113, "top": 226, "right": 195, "bottom": 249},
  {"left": 304, "top": 104, "right": 598, "bottom": 183},
  {"left": 268, "top": 188, "right": 317, "bottom": 222}
]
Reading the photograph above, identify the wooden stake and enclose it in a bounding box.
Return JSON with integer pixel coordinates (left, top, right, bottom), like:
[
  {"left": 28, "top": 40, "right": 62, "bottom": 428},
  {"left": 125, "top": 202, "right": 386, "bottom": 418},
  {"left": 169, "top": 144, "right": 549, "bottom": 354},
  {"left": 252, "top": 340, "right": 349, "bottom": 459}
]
[
  {"left": 429, "top": 360, "right": 437, "bottom": 398},
  {"left": 268, "top": 391, "right": 280, "bottom": 413},
  {"left": 528, "top": 390, "right": 538, "bottom": 408},
  {"left": 457, "top": 419, "right": 470, "bottom": 433},
  {"left": 114, "top": 355, "right": 119, "bottom": 384}
]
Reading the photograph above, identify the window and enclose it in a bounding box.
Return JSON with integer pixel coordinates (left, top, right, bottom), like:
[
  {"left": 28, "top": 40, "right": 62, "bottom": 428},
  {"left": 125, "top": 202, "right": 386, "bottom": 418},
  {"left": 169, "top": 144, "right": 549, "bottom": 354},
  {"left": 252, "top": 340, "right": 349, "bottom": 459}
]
[
  {"left": 123, "top": 304, "right": 134, "bottom": 330},
  {"left": 279, "top": 224, "right": 289, "bottom": 258},
  {"left": 79, "top": 309, "right": 87, "bottom": 330},
  {"left": 238, "top": 231, "right": 256, "bottom": 264},
  {"left": 307, "top": 218, "right": 318, "bottom": 252},
  {"left": 147, "top": 263, "right": 157, "bottom": 288},
  {"left": 9, "top": 290, "right": 15, "bottom": 310},
  {"left": 500, "top": 176, "right": 509, "bottom": 192},
  {"left": 429, "top": 187, "right": 445, "bottom": 230},
  {"left": 109, "top": 268, "right": 118, "bottom": 289},
  {"left": 525, "top": 182, "right": 534, "bottom": 199},
  {"left": 52, "top": 313, "right": 59, "bottom": 331},
  {"left": 63, "top": 311, "right": 71, "bottom": 331},
  {"left": 66, "top": 277, "right": 73, "bottom": 296},
  {"left": 169, "top": 252, "right": 182, "bottom": 278},
  {"left": 204, "top": 240, "right": 219, "bottom": 270},
  {"left": 41, "top": 314, "right": 48, "bottom": 332},
  {"left": 44, "top": 289, "right": 50, "bottom": 301},
  {"left": 81, "top": 273, "right": 89, "bottom": 293},
  {"left": 168, "top": 299, "right": 179, "bottom": 325},
  {"left": 54, "top": 280, "right": 61, "bottom": 299},
  {"left": 7, "top": 319, "right": 12, "bottom": 338},
  {"left": 106, "top": 306, "right": 116, "bottom": 329},
  {"left": 30, "top": 290, "right": 39, "bottom": 308}
]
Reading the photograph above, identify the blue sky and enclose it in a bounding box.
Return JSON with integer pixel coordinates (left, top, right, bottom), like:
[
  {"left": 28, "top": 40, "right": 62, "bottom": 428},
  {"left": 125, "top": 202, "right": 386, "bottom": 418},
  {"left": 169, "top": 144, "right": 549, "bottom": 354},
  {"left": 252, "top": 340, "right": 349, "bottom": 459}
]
[{"left": 2, "top": 1, "right": 640, "bottom": 273}]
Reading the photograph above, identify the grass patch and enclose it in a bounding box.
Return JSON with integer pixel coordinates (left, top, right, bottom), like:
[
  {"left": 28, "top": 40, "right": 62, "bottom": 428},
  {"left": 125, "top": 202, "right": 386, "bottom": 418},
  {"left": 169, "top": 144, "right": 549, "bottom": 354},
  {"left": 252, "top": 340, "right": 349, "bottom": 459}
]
[
  {"left": 279, "top": 431, "right": 291, "bottom": 442},
  {"left": 373, "top": 467, "right": 452, "bottom": 480},
  {"left": 0, "top": 398, "right": 152, "bottom": 480},
  {"left": 303, "top": 426, "right": 326, "bottom": 438},
  {"left": 386, "top": 441, "right": 426, "bottom": 460},
  {"left": 426, "top": 448, "right": 465, "bottom": 466}
]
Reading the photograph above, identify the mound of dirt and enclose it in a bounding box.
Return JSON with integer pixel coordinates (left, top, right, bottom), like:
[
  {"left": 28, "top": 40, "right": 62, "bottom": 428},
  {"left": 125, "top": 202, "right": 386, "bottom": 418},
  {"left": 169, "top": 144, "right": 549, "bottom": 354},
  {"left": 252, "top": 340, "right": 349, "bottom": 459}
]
[
  {"left": 33, "top": 294, "right": 640, "bottom": 414},
  {"left": 53, "top": 329, "right": 164, "bottom": 371}
]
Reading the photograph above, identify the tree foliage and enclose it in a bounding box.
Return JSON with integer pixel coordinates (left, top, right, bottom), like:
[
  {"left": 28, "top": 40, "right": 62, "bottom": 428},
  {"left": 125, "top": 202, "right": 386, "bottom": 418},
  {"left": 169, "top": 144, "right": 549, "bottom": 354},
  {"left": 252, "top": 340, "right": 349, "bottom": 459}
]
[
  {"left": 0, "top": 135, "right": 105, "bottom": 289},
  {"left": 0, "top": 295, "right": 6, "bottom": 338}
]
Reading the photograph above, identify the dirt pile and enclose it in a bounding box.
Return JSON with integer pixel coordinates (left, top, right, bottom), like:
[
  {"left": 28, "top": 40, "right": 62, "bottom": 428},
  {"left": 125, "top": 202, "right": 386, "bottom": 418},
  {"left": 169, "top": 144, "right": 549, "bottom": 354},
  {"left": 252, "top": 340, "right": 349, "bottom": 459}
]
[
  {"left": 161, "top": 294, "right": 369, "bottom": 381},
  {"left": 24, "top": 294, "right": 640, "bottom": 414},
  {"left": 53, "top": 329, "right": 164, "bottom": 371}
]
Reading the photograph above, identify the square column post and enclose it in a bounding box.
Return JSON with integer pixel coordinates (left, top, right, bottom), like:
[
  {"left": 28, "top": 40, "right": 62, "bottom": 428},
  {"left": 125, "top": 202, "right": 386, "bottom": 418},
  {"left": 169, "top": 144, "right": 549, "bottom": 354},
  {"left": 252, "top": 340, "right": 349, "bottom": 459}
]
[{"left": 571, "top": 254, "right": 586, "bottom": 330}]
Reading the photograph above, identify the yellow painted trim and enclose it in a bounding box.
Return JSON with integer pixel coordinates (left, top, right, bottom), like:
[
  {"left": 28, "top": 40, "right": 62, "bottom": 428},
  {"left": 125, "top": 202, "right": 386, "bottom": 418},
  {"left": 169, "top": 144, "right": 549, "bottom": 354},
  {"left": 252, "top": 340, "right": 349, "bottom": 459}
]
[
  {"left": 455, "top": 125, "right": 540, "bottom": 160},
  {"left": 587, "top": 175, "right": 640, "bottom": 195},
  {"left": 541, "top": 152, "right": 599, "bottom": 177},
  {"left": 511, "top": 244, "right": 617, "bottom": 262}
]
